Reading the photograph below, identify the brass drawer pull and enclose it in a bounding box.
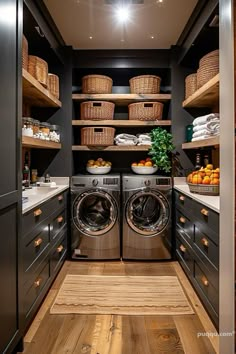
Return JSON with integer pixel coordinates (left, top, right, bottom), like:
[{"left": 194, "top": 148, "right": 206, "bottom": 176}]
[
  {"left": 34, "top": 238, "right": 43, "bottom": 247},
  {"left": 34, "top": 277, "right": 42, "bottom": 288},
  {"left": 201, "top": 238, "right": 209, "bottom": 247},
  {"left": 57, "top": 245, "right": 64, "bottom": 253},
  {"left": 201, "top": 276, "right": 209, "bottom": 287},
  {"left": 34, "top": 208, "right": 42, "bottom": 217},
  {"left": 57, "top": 216, "right": 63, "bottom": 223},
  {"left": 58, "top": 195, "right": 63, "bottom": 201},
  {"left": 179, "top": 195, "right": 185, "bottom": 201},
  {"left": 179, "top": 216, "right": 186, "bottom": 224},
  {"left": 180, "top": 244, "right": 186, "bottom": 253},
  {"left": 201, "top": 208, "right": 209, "bottom": 217}
]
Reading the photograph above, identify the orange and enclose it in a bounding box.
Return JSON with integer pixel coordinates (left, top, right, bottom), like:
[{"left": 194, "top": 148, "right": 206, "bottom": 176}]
[
  {"left": 206, "top": 164, "right": 213, "bottom": 170},
  {"left": 145, "top": 161, "right": 153, "bottom": 167},
  {"left": 210, "top": 172, "right": 219, "bottom": 179},
  {"left": 202, "top": 176, "right": 211, "bottom": 184},
  {"left": 192, "top": 175, "right": 202, "bottom": 184},
  {"left": 210, "top": 178, "right": 220, "bottom": 185},
  {"left": 131, "top": 162, "right": 137, "bottom": 166},
  {"left": 138, "top": 163, "right": 144, "bottom": 166},
  {"left": 187, "top": 173, "right": 193, "bottom": 183},
  {"left": 204, "top": 169, "right": 212, "bottom": 176}
]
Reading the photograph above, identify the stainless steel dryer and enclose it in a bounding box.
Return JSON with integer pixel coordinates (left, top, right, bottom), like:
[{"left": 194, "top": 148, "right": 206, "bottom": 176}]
[
  {"left": 122, "top": 174, "right": 172, "bottom": 260},
  {"left": 71, "top": 174, "right": 120, "bottom": 260}
]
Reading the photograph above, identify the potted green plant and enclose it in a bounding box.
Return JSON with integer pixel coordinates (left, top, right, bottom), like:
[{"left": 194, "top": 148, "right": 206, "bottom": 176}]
[{"left": 148, "top": 127, "right": 175, "bottom": 173}]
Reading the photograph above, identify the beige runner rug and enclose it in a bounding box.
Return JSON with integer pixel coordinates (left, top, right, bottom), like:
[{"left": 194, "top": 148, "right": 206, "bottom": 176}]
[{"left": 50, "top": 275, "right": 194, "bottom": 315}]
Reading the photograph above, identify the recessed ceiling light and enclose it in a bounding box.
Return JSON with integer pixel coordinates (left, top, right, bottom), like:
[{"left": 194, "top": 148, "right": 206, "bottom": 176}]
[
  {"left": 89, "top": 36, "right": 93, "bottom": 39},
  {"left": 150, "top": 36, "right": 155, "bottom": 39},
  {"left": 156, "top": 0, "right": 163, "bottom": 3},
  {"left": 121, "top": 39, "right": 125, "bottom": 42},
  {"left": 115, "top": 5, "right": 131, "bottom": 23}
]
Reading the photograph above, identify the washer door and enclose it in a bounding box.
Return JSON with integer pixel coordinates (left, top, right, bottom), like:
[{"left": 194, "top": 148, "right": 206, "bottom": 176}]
[
  {"left": 126, "top": 189, "right": 170, "bottom": 236},
  {"left": 73, "top": 189, "right": 118, "bottom": 236}
]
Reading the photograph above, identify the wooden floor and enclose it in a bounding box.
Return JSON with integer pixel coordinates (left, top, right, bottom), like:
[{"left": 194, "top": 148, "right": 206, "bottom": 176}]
[{"left": 20, "top": 261, "right": 218, "bottom": 354}]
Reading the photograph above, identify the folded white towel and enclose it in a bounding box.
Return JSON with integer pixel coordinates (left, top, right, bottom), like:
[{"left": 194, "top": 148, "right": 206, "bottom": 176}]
[
  {"left": 192, "top": 130, "right": 211, "bottom": 138},
  {"left": 114, "top": 133, "right": 137, "bottom": 140},
  {"left": 115, "top": 141, "right": 136, "bottom": 146},
  {"left": 193, "top": 119, "right": 220, "bottom": 132},
  {"left": 192, "top": 134, "right": 219, "bottom": 142},
  {"left": 137, "top": 141, "right": 152, "bottom": 146},
  {"left": 137, "top": 134, "right": 151, "bottom": 139},
  {"left": 192, "top": 113, "right": 219, "bottom": 126}
]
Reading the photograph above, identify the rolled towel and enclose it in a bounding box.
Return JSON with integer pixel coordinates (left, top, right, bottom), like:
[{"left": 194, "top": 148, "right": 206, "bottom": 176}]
[{"left": 192, "top": 113, "right": 219, "bottom": 126}]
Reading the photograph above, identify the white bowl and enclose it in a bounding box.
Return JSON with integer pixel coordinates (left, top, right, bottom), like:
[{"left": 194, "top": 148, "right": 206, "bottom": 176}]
[
  {"left": 131, "top": 166, "right": 158, "bottom": 175},
  {"left": 86, "top": 166, "right": 111, "bottom": 175}
]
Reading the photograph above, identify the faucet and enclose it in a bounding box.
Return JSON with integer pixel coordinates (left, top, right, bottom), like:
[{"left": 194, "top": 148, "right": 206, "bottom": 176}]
[{"left": 44, "top": 173, "right": 51, "bottom": 183}]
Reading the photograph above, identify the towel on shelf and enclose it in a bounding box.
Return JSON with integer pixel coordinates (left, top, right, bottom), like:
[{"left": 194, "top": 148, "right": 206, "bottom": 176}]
[
  {"left": 192, "top": 127, "right": 220, "bottom": 139},
  {"left": 137, "top": 141, "right": 152, "bottom": 146},
  {"left": 193, "top": 119, "right": 220, "bottom": 133},
  {"left": 114, "top": 133, "right": 137, "bottom": 146},
  {"left": 192, "top": 135, "right": 219, "bottom": 142},
  {"left": 192, "top": 113, "right": 219, "bottom": 126},
  {"left": 136, "top": 133, "right": 151, "bottom": 146}
]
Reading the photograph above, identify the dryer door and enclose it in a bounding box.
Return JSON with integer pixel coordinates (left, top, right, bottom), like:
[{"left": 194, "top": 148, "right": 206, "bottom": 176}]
[
  {"left": 73, "top": 189, "right": 118, "bottom": 236},
  {"left": 125, "top": 189, "right": 170, "bottom": 236}
]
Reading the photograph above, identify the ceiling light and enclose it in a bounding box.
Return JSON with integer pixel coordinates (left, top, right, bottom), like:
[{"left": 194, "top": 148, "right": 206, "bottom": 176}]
[
  {"left": 89, "top": 36, "right": 93, "bottom": 39},
  {"left": 115, "top": 5, "right": 131, "bottom": 23},
  {"left": 150, "top": 36, "right": 154, "bottom": 39},
  {"left": 120, "top": 39, "right": 125, "bottom": 42},
  {"left": 156, "top": 0, "right": 163, "bottom": 3}
]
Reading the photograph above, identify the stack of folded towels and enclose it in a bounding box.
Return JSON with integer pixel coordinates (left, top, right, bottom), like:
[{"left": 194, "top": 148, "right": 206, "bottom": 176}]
[
  {"left": 136, "top": 133, "right": 152, "bottom": 146},
  {"left": 192, "top": 113, "right": 220, "bottom": 142},
  {"left": 114, "top": 133, "right": 137, "bottom": 145}
]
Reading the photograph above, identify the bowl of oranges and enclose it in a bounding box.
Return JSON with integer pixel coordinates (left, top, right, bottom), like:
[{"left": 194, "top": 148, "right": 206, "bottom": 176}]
[
  {"left": 86, "top": 158, "right": 112, "bottom": 174},
  {"left": 131, "top": 158, "right": 157, "bottom": 175},
  {"left": 186, "top": 164, "right": 219, "bottom": 195}
]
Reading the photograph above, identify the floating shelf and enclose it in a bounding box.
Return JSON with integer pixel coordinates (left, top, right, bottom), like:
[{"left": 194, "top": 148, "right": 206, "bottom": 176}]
[
  {"left": 72, "top": 145, "right": 150, "bottom": 151},
  {"left": 182, "top": 136, "right": 219, "bottom": 149},
  {"left": 72, "top": 120, "right": 171, "bottom": 127},
  {"left": 72, "top": 93, "right": 171, "bottom": 105},
  {"left": 182, "top": 74, "right": 219, "bottom": 108},
  {"left": 22, "top": 136, "right": 62, "bottom": 149},
  {"left": 22, "top": 69, "right": 62, "bottom": 108}
]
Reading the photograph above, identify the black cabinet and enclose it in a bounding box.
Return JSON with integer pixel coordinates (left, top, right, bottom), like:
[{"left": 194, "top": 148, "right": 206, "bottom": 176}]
[
  {"left": 0, "top": 0, "right": 23, "bottom": 353},
  {"left": 174, "top": 189, "right": 219, "bottom": 328}
]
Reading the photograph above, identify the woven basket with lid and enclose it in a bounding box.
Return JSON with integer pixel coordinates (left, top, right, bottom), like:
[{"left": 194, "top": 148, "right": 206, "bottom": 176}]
[
  {"left": 80, "top": 101, "right": 115, "bottom": 120},
  {"left": 82, "top": 75, "right": 113, "bottom": 94},
  {"left": 128, "top": 101, "right": 163, "bottom": 121},
  {"left": 28, "top": 56, "right": 48, "bottom": 88},
  {"left": 48, "top": 73, "right": 60, "bottom": 99},
  {"left": 185, "top": 73, "right": 197, "bottom": 99},
  {"left": 129, "top": 75, "right": 161, "bottom": 94},
  {"left": 22, "top": 35, "right": 28, "bottom": 71},
  {"left": 81, "top": 127, "right": 115, "bottom": 146}
]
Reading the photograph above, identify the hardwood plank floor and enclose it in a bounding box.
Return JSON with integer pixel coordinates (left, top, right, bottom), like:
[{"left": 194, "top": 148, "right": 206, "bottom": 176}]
[{"left": 20, "top": 261, "right": 218, "bottom": 354}]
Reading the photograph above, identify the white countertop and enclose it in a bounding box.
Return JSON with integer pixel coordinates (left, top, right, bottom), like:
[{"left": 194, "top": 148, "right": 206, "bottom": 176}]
[
  {"left": 22, "top": 177, "right": 69, "bottom": 214},
  {"left": 174, "top": 178, "right": 220, "bottom": 213}
]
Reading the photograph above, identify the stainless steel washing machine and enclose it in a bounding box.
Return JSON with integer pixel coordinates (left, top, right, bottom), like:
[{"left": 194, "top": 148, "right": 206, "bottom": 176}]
[
  {"left": 122, "top": 174, "right": 172, "bottom": 260},
  {"left": 71, "top": 174, "right": 120, "bottom": 260}
]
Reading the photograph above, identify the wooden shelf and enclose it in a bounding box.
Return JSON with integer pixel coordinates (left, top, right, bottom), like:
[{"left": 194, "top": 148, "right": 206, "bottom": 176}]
[
  {"left": 72, "top": 145, "right": 150, "bottom": 151},
  {"left": 22, "top": 136, "right": 62, "bottom": 149},
  {"left": 72, "top": 93, "right": 171, "bottom": 105},
  {"left": 182, "top": 74, "right": 219, "bottom": 108},
  {"left": 182, "top": 136, "right": 219, "bottom": 149},
  {"left": 72, "top": 120, "right": 171, "bottom": 127},
  {"left": 22, "top": 69, "right": 62, "bottom": 108}
]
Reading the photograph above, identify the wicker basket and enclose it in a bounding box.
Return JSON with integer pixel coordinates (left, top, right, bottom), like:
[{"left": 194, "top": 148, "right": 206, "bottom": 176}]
[
  {"left": 129, "top": 75, "right": 161, "bottom": 94},
  {"left": 128, "top": 101, "right": 163, "bottom": 121},
  {"left": 48, "top": 73, "right": 60, "bottom": 99},
  {"left": 22, "top": 35, "right": 28, "bottom": 71},
  {"left": 197, "top": 50, "right": 219, "bottom": 88},
  {"left": 185, "top": 73, "right": 197, "bottom": 99},
  {"left": 28, "top": 56, "right": 48, "bottom": 88},
  {"left": 81, "top": 127, "right": 115, "bottom": 146},
  {"left": 80, "top": 101, "right": 115, "bottom": 120},
  {"left": 199, "top": 50, "right": 219, "bottom": 67},
  {"left": 188, "top": 183, "right": 219, "bottom": 196},
  {"left": 82, "top": 75, "right": 113, "bottom": 94}
]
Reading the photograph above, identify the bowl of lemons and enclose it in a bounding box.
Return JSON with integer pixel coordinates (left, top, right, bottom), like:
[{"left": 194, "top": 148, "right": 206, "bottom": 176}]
[{"left": 86, "top": 158, "right": 112, "bottom": 174}]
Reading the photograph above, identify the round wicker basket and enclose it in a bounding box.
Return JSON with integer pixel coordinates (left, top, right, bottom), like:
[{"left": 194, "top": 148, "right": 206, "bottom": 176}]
[
  {"left": 48, "top": 73, "right": 60, "bottom": 99},
  {"left": 28, "top": 56, "right": 48, "bottom": 88},
  {"left": 82, "top": 75, "right": 113, "bottom": 94},
  {"left": 129, "top": 75, "right": 161, "bottom": 94},
  {"left": 185, "top": 73, "right": 197, "bottom": 99},
  {"left": 80, "top": 101, "right": 115, "bottom": 120}
]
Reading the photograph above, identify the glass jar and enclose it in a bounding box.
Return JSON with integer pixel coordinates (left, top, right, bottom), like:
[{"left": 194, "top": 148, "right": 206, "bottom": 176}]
[
  {"left": 39, "top": 122, "right": 51, "bottom": 140},
  {"left": 31, "top": 169, "right": 38, "bottom": 183},
  {"left": 22, "top": 117, "right": 34, "bottom": 137},
  {"left": 32, "top": 119, "right": 40, "bottom": 137},
  {"left": 49, "top": 125, "right": 60, "bottom": 143}
]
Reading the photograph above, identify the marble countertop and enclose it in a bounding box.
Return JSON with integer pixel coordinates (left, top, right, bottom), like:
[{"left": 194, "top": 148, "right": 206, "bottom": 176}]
[
  {"left": 22, "top": 177, "right": 69, "bottom": 214},
  {"left": 174, "top": 177, "right": 220, "bottom": 213}
]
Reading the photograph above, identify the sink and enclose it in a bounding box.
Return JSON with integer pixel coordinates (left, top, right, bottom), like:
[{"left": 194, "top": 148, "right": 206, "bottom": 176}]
[{"left": 23, "top": 186, "right": 58, "bottom": 197}]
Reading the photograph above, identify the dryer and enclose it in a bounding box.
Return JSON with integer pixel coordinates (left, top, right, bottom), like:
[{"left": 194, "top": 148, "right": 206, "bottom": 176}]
[
  {"left": 122, "top": 174, "right": 172, "bottom": 260},
  {"left": 71, "top": 174, "right": 120, "bottom": 260}
]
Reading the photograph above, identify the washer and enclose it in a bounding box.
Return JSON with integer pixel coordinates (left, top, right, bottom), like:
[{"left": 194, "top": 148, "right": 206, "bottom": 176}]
[
  {"left": 71, "top": 174, "right": 120, "bottom": 260},
  {"left": 122, "top": 174, "right": 172, "bottom": 260}
]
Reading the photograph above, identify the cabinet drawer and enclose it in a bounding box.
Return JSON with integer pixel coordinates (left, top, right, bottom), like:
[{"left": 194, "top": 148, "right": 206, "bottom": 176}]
[
  {"left": 192, "top": 201, "right": 219, "bottom": 234},
  {"left": 194, "top": 226, "right": 219, "bottom": 269},
  {"left": 50, "top": 209, "right": 67, "bottom": 241},
  {"left": 176, "top": 209, "right": 194, "bottom": 241},
  {"left": 175, "top": 190, "right": 193, "bottom": 211},
  {"left": 176, "top": 233, "right": 194, "bottom": 275},
  {"left": 24, "top": 260, "right": 50, "bottom": 316},
  {"left": 194, "top": 262, "right": 219, "bottom": 313},
  {"left": 50, "top": 232, "right": 67, "bottom": 275},
  {"left": 24, "top": 227, "right": 50, "bottom": 271}
]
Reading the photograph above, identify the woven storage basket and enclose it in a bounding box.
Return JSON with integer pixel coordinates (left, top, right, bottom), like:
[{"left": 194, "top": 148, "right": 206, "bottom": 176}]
[
  {"left": 82, "top": 75, "right": 113, "bottom": 94},
  {"left": 80, "top": 101, "right": 115, "bottom": 120},
  {"left": 28, "top": 56, "right": 48, "bottom": 88},
  {"left": 185, "top": 73, "right": 197, "bottom": 99},
  {"left": 199, "top": 49, "right": 219, "bottom": 67},
  {"left": 128, "top": 101, "right": 163, "bottom": 121},
  {"left": 188, "top": 183, "right": 219, "bottom": 196},
  {"left": 197, "top": 66, "right": 219, "bottom": 89},
  {"left": 48, "top": 73, "right": 60, "bottom": 99},
  {"left": 22, "top": 35, "right": 28, "bottom": 71},
  {"left": 129, "top": 75, "right": 161, "bottom": 94},
  {"left": 81, "top": 127, "right": 115, "bottom": 146}
]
